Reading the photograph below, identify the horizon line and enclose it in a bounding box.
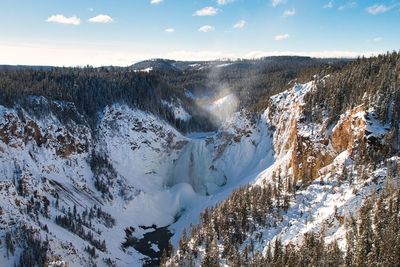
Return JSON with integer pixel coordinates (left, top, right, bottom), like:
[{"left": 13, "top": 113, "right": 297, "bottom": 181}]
[{"left": 1, "top": 50, "right": 396, "bottom": 68}]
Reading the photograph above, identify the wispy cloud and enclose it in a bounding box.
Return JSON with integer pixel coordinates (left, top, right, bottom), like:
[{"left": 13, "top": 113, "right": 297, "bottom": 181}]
[
  {"left": 88, "top": 15, "right": 113, "bottom": 24},
  {"left": 283, "top": 8, "right": 296, "bottom": 18},
  {"left": 272, "top": 0, "right": 286, "bottom": 7},
  {"left": 366, "top": 4, "right": 391, "bottom": 15},
  {"left": 165, "top": 28, "right": 175, "bottom": 33},
  {"left": 150, "top": 0, "right": 163, "bottom": 5},
  {"left": 194, "top": 7, "right": 220, "bottom": 16},
  {"left": 274, "top": 33, "right": 290, "bottom": 41},
  {"left": 371, "top": 37, "right": 383, "bottom": 42},
  {"left": 323, "top": 1, "right": 333, "bottom": 9},
  {"left": 198, "top": 25, "right": 215, "bottom": 33},
  {"left": 46, "top": 15, "right": 81, "bottom": 26},
  {"left": 217, "top": 0, "right": 234, "bottom": 5},
  {"left": 233, "top": 20, "right": 246, "bottom": 29},
  {"left": 338, "top": 1, "right": 357, "bottom": 11}
]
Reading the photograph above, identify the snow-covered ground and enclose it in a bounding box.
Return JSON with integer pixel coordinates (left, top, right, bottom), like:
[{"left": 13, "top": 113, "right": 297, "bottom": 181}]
[
  {"left": 166, "top": 80, "right": 396, "bottom": 266},
  {"left": 0, "top": 97, "right": 275, "bottom": 266},
  {"left": 0, "top": 79, "right": 392, "bottom": 266},
  {"left": 161, "top": 100, "right": 192, "bottom": 122}
]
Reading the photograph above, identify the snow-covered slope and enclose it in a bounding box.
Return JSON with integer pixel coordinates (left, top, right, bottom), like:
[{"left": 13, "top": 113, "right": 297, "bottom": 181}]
[
  {"left": 0, "top": 75, "right": 396, "bottom": 267},
  {"left": 258, "top": 81, "right": 393, "bottom": 247},
  {"left": 164, "top": 80, "right": 397, "bottom": 266},
  {"left": 0, "top": 97, "right": 275, "bottom": 266},
  {"left": 0, "top": 101, "right": 190, "bottom": 266}
]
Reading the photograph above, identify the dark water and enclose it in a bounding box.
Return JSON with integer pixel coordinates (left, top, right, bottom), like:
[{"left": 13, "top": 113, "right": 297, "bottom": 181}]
[{"left": 124, "top": 226, "right": 173, "bottom": 267}]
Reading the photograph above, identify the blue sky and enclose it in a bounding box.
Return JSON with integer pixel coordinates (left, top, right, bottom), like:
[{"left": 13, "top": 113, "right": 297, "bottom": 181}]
[{"left": 0, "top": 0, "right": 398, "bottom": 66}]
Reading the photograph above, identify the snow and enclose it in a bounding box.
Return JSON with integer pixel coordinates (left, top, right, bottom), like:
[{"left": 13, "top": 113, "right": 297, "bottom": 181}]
[
  {"left": 170, "top": 80, "right": 392, "bottom": 263},
  {"left": 215, "top": 63, "right": 233, "bottom": 68},
  {"left": 0, "top": 99, "right": 275, "bottom": 266},
  {"left": 0, "top": 79, "right": 393, "bottom": 266},
  {"left": 151, "top": 243, "right": 160, "bottom": 253},
  {"left": 270, "top": 81, "right": 314, "bottom": 107},
  {"left": 365, "top": 110, "right": 389, "bottom": 138},
  {"left": 0, "top": 102, "right": 191, "bottom": 266},
  {"left": 185, "top": 131, "right": 216, "bottom": 139},
  {"left": 134, "top": 67, "right": 153, "bottom": 73},
  {"left": 254, "top": 159, "right": 385, "bottom": 254},
  {"left": 161, "top": 100, "right": 192, "bottom": 121},
  {"left": 168, "top": 110, "right": 275, "bottom": 244},
  {"left": 239, "top": 81, "right": 390, "bottom": 257}
]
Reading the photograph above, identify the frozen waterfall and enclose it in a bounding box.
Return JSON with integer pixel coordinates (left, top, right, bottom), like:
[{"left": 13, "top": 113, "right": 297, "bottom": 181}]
[{"left": 167, "top": 138, "right": 226, "bottom": 195}]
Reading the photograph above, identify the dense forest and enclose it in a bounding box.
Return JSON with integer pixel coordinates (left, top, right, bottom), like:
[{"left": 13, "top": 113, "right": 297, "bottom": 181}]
[
  {"left": 0, "top": 57, "right": 348, "bottom": 132},
  {"left": 304, "top": 52, "right": 400, "bottom": 150},
  {"left": 162, "top": 52, "right": 400, "bottom": 267},
  {"left": 163, "top": 140, "right": 400, "bottom": 267},
  {"left": 1, "top": 54, "right": 399, "bottom": 267}
]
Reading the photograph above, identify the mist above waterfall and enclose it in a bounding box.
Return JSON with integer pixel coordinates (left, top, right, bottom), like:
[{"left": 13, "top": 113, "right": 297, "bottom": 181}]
[{"left": 206, "top": 92, "right": 239, "bottom": 123}]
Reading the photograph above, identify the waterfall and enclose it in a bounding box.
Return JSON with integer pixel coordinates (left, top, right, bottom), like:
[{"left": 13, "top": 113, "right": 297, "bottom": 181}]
[{"left": 168, "top": 138, "right": 222, "bottom": 195}]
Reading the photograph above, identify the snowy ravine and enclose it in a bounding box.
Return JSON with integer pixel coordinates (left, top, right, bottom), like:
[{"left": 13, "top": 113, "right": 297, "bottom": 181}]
[
  {"left": 1, "top": 79, "right": 394, "bottom": 267},
  {"left": 0, "top": 97, "right": 275, "bottom": 266},
  {"left": 161, "top": 78, "right": 399, "bottom": 267}
]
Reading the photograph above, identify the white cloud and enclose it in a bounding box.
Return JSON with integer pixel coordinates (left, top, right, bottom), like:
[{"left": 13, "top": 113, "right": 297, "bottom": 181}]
[
  {"left": 274, "top": 33, "right": 290, "bottom": 41},
  {"left": 165, "top": 28, "right": 175, "bottom": 33},
  {"left": 88, "top": 14, "right": 113, "bottom": 24},
  {"left": 150, "top": 0, "right": 163, "bottom": 4},
  {"left": 323, "top": 1, "right": 333, "bottom": 8},
  {"left": 233, "top": 20, "right": 246, "bottom": 29},
  {"left": 46, "top": 15, "right": 81, "bottom": 26},
  {"left": 283, "top": 8, "right": 296, "bottom": 17},
  {"left": 194, "top": 7, "right": 220, "bottom": 16},
  {"left": 338, "top": 1, "right": 357, "bottom": 11},
  {"left": 272, "top": 0, "right": 286, "bottom": 7},
  {"left": 198, "top": 25, "right": 215, "bottom": 33},
  {"left": 217, "top": 0, "right": 234, "bottom": 5},
  {"left": 366, "top": 4, "right": 391, "bottom": 15}
]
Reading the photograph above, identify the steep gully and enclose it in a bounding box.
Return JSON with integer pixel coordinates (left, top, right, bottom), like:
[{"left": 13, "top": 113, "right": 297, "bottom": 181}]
[{"left": 134, "top": 116, "right": 275, "bottom": 265}]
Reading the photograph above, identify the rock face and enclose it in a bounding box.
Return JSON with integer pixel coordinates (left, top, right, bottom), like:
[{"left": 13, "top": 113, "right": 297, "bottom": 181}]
[
  {"left": 330, "top": 105, "right": 367, "bottom": 155},
  {"left": 290, "top": 129, "right": 334, "bottom": 184},
  {"left": 0, "top": 107, "right": 91, "bottom": 156},
  {"left": 267, "top": 82, "right": 335, "bottom": 183},
  {"left": 267, "top": 84, "right": 390, "bottom": 185}
]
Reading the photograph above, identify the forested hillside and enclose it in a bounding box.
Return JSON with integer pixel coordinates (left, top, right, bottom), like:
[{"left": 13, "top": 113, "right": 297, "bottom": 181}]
[
  {"left": 304, "top": 52, "right": 400, "bottom": 150},
  {"left": 163, "top": 52, "right": 400, "bottom": 267},
  {"left": 1, "top": 54, "right": 400, "bottom": 267},
  {"left": 0, "top": 57, "right": 347, "bottom": 132}
]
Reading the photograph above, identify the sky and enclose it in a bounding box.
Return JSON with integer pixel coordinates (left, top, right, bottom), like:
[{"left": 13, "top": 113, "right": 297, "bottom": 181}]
[{"left": 0, "top": 0, "right": 399, "bottom": 66}]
